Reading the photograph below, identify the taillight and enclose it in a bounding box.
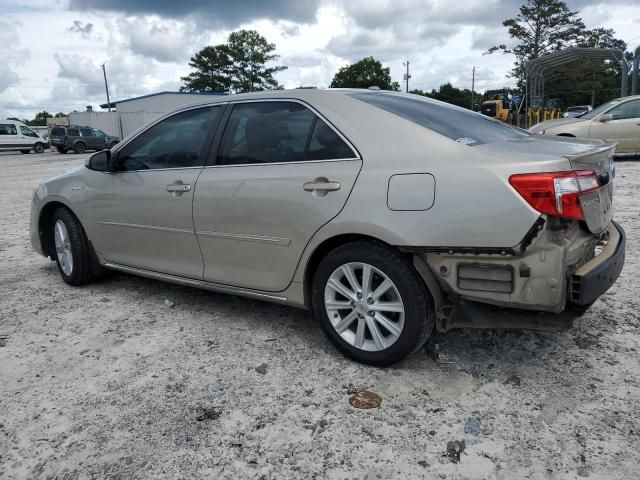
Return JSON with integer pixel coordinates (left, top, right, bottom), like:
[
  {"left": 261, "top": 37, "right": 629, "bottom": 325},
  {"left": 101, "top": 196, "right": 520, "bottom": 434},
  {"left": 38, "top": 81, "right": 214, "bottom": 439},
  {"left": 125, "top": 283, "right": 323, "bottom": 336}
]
[{"left": 509, "top": 170, "right": 600, "bottom": 221}]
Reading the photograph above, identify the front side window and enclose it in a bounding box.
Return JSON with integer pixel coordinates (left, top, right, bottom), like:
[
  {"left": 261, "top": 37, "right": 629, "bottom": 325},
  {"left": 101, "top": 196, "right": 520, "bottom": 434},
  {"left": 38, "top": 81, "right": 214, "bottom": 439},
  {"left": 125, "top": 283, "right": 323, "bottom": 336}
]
[
  {"left": 580, "top": 100, "right": 620, "bottom": 119},
  {"left": 80, "top": 128, "right": 93, "bottom": 137},
  {"left": 0, "top": 124, "right": 17, "bottom": 135},
  {"left": 217, "top": 101, "right": 355, "bottom": 165},
  {"left": 19, "top": 125, "right": 38, "bottom": 137},
  {"left": 117, "top": 106, "right": 220, "bottom": 171},
  {"left": 608, "top": 100, "right": 640, "bottom": 120},
  {"left": 350, "top": 92, "right": 529, "bottom": 146},
  {"left": 93, "top": 129, "right": 106, "bottom": 137}
]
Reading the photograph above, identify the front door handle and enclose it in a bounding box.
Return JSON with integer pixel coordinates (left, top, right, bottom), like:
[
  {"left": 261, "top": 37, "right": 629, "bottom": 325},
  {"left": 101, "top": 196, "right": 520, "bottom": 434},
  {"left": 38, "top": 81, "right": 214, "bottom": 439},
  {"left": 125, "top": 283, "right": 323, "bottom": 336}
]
[
  {"left": 303, "top": 180, "right": 341, "bottom": 192},
  {"left": 166, "top": 181, "right": 191, "bottom": 196}
]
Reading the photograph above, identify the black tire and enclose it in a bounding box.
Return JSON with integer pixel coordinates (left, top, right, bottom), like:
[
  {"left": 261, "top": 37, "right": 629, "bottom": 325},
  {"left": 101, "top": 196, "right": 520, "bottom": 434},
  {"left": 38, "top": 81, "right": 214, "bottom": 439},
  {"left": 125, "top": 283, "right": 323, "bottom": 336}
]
[
  {"left": 56, "top": 147, "right": 68, "bottom": 154},
  {"left": 51, "top": 208, "right": 94, "bottom": 286},
  {"left": 33, "top": 142, "right": 44, "bottom": 153},
  {"left": 74, "top": 142, "right": 86, "bottom": 154},
  {"left": 20, "top": 149, "right": 30, "bottom": 154},
  {"left": 311, "top": 241, "right": 434, "bottom": 366}
]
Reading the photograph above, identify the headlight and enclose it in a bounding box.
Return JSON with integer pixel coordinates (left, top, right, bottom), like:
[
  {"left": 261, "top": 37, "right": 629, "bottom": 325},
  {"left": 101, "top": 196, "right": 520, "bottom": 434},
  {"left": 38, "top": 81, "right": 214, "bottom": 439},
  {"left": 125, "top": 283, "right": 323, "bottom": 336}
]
[{"left": 32, "top": 185, "right": 40, "bottom": 200}]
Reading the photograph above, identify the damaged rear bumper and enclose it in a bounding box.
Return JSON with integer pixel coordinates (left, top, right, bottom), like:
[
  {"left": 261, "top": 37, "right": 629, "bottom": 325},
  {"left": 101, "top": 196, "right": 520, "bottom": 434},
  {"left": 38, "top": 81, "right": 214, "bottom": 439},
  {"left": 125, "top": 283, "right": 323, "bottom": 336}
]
[{"left": 569, "top": 221, "right": 625, "bottom": 306}]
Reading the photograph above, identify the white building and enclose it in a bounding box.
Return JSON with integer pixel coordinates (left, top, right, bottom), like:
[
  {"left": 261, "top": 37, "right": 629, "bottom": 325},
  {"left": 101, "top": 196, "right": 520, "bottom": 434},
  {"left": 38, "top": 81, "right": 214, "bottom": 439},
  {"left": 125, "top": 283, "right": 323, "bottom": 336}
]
[
  {"left": 99, "top": 91, "right": 226, "bottom": 113},
  {"left": 69, "top": 91, "right": 226, "bottom": 139}
]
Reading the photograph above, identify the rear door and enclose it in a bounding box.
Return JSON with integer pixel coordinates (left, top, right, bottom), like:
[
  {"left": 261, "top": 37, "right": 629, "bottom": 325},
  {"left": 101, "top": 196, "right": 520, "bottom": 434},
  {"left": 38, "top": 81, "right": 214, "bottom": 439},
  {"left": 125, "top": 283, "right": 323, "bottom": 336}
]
[
  {"left": 79, "top": 128, "right": 99, "bottom": 150},
  {"left": 88, "top": 105, "right": 224, "bottom": 278},
  {"left": 193, "top": 100, "right": 362, "bottom": 292},
  {"left": 589, "top": 99, "right": 640, "bottom": 154},
  {"left": 0, "top": 123, "right": 19, "bottom": 150}
]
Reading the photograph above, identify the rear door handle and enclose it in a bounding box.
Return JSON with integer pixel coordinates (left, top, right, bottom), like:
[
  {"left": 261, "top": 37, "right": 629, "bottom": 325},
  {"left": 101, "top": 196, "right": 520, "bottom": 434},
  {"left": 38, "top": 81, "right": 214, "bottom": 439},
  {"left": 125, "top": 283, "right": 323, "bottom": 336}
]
[
  {"left": 303, "top": 181, "right": 341, "bottom": 192},
  {"left": 166, "top": 181, "right": 191, "bottom": 196}
]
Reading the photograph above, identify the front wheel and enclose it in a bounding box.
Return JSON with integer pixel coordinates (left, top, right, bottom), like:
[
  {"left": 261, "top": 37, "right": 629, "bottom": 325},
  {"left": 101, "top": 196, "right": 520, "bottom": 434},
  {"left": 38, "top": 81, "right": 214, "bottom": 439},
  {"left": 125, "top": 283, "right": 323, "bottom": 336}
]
[
  {"left": 311, "top": 241, "right": 434, "bottom": 366},
  {"left": 33, "top": 142, "right": 44, "bottom": 153},
  {"left": 74, "top": 142, "right": 86, "bottom": 154},
  {"left": 51, "top": 208, "right": 94, "bottom": 286}
]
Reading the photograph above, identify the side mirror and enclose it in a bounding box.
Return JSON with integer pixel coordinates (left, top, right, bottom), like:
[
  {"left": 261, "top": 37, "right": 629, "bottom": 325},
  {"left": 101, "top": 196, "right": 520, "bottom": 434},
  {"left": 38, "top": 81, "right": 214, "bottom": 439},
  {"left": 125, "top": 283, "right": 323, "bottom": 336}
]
[
  {"left": 86, "top": 150, "right": 111, "bottom": 172},
  {"left": 598, "top": 113, "right": 613, "bottom": 122}
]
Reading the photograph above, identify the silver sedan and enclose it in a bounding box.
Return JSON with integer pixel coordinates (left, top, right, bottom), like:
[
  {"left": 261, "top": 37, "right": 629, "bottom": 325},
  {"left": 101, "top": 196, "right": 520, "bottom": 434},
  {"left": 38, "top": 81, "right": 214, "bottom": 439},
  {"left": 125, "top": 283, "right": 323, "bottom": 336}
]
[{"left": 31, "top": 89, "right": 625, "bottom": 365}]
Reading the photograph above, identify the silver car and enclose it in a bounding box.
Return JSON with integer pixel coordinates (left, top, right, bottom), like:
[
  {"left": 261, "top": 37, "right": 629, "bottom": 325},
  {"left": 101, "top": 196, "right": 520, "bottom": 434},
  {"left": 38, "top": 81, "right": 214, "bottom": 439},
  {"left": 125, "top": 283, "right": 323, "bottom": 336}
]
[
  {"left": 30, "top": 89, "right": 625, "bottom": 365},
  {"left": 531, "top": 95, "right": 640, "bottom": 156}
]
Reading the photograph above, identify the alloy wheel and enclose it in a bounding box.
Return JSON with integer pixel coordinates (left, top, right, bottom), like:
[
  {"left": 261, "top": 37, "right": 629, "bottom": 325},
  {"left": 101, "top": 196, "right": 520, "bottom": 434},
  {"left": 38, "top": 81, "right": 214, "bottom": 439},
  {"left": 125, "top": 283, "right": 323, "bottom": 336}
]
[
  {"left": 54, "top": 219, "right": 74, "bottom": 276},
  {"left": 324, "top": 262, "right": 405, "bottom": 352}
]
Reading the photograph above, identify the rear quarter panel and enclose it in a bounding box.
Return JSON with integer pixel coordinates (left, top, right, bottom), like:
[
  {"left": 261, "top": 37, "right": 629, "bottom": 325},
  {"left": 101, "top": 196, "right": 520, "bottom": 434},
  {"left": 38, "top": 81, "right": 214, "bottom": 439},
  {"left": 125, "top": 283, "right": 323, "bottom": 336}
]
[{"left": 291, "top": 93, "right": 570, "bottom": 283}]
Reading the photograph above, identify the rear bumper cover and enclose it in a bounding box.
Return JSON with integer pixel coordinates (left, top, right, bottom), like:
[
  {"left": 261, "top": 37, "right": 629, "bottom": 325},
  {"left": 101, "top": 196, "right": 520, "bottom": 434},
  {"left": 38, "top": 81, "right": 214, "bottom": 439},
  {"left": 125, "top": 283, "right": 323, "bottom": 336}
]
[{"left": 569, "top": 221, "right": 625, "bottom": 306}]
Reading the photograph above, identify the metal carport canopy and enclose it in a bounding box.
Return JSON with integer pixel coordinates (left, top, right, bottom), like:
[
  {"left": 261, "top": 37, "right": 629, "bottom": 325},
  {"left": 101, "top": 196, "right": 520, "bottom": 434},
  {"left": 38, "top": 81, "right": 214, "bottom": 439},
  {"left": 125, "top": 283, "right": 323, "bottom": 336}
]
[{"left": 526, "top": 47, "right": 628, "bottom": 101}]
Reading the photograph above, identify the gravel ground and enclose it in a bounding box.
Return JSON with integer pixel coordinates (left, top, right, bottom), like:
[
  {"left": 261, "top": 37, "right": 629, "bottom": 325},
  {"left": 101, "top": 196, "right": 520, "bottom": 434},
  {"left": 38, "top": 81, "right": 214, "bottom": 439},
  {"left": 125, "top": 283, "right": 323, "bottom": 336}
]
[{"left": 1, "top": 150, "right": 639, "bottom": 480}]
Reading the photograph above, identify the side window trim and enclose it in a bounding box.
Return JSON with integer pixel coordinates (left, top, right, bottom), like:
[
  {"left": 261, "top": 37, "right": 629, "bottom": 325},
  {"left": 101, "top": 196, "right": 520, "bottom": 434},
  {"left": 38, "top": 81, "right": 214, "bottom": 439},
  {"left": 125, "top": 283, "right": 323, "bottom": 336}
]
[
  {"left": 208, "top": 98, "right": 360, "bottom": 168},
  {"left": 112, "top": 103, "right": 228, "bottom": 172}
]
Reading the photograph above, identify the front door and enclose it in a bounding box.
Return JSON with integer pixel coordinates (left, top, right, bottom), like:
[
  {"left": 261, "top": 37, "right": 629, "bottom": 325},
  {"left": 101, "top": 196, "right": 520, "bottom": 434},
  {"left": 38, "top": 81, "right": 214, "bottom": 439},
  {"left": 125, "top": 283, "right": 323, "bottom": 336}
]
[
  {"left": 87, "top": 105, "right": 224, "bottom": 278},
  {"left": 193, "top": 100, "right": 362, "bottom": 292},
  {"left": 590, "top": 99, "right": 640, "bottom": 154}
]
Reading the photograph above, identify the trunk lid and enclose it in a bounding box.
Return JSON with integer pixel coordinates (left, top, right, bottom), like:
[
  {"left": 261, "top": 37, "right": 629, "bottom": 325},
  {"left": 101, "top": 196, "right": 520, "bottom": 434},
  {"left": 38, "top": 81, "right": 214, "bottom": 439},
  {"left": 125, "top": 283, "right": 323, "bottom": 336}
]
[{"left": 564, "top": 140, "right": 617, "bottom": 235}]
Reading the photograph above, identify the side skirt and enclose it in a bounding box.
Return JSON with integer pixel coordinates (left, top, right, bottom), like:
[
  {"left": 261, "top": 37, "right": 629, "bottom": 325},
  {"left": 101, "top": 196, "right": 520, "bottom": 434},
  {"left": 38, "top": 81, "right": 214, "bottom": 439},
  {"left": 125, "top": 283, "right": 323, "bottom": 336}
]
[{"left": 103, "top": 262, "right": 290, "bottom": 305}]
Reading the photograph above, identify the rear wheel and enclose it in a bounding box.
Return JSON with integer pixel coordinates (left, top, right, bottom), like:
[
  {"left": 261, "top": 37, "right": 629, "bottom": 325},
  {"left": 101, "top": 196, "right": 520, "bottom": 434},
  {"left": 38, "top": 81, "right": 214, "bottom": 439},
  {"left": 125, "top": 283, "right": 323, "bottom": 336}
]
[
  {"left": 56, "top": 147, "right": 68, "bottom": 154},
  {"left": 51, "top": 208, "right": 94, "bottom": 286},
  {"left": 311, "top": 241, "right": 434, "bottom": 366},
  {"left": 74, "top": 142, "right": 86, "bottom": 154},
  {"left": 33, "top": 142, "right": 44, "bottom": 153}
]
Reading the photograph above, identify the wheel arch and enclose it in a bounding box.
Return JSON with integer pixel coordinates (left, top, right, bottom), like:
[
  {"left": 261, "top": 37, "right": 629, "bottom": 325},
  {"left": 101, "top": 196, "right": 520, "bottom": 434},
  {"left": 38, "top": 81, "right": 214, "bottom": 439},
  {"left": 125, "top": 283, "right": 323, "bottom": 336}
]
[
  {"left": 301, "top": 233, "right": 440, "bottom": 311},
  {"left": 38, "top": 200, "right": 81, "bottom": 259},
  {"left": 556, "top": 133, "right": 576, "bottom": 137}
]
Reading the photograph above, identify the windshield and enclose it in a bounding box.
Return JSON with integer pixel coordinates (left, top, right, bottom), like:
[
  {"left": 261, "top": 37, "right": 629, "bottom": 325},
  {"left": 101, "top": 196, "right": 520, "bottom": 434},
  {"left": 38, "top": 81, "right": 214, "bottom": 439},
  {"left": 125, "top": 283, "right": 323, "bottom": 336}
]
[
  {"left": 349, "top": 92, "right": 529, "bottom": 146},
  {"left": 579, "top": 100, "right": 619, "bottom": 119}
]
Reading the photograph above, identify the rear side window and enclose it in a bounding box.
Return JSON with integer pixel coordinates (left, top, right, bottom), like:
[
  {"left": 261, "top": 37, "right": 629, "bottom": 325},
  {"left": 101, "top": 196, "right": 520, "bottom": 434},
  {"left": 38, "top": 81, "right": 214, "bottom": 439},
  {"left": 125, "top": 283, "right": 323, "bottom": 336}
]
[
  {"left": 349, "top": 93, "right": 529, "bottom": 146},
  {"left": 67, "top": 128, "right": 80, "bottom": 137},
  {"left": 80, "top": 128, "right": 93, "bottom": 137},
  {"left": 307, "top": 119, "right": 355, "bottom": 160},
  {"left": 218, "top": 102, "right": 315, "bottom": 165},
  {"left": 217, "top": 101, "right": 356, "bottom": 165},
  {"left": 0, "top": 124, "right": 17, "bottom": 135},
  {"left": 51, "top": 127, "right": 65, "bottom": 136}
]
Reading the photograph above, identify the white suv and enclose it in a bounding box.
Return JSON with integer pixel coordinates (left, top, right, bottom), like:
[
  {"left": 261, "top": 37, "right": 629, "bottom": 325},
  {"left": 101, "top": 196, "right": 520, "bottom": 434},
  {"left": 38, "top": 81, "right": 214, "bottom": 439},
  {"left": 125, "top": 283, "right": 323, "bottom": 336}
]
[{"left": 0, "top": 119, "right": 47, "bottom": 154}]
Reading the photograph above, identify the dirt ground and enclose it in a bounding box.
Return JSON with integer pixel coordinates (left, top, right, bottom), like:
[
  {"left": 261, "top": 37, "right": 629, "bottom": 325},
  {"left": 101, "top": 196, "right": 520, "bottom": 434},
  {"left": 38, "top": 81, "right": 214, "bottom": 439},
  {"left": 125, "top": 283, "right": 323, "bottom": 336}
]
[{"left": 1, "top": 150, "right": 639, "bottom": 480}]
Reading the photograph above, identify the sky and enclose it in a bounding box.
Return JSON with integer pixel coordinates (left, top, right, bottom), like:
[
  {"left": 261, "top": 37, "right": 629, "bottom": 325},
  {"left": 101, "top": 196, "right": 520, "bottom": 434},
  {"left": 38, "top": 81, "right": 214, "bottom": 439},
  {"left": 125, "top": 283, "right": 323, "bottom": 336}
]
[{"left": 1, "top": 0, "right": 639, "bottom": 120}]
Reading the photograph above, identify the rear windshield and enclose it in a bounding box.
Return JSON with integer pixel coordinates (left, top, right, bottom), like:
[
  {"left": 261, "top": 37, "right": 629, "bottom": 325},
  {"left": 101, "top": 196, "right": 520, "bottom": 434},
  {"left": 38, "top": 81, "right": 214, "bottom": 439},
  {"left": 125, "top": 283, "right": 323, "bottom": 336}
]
[
  {"left": 51, "top": 127, "right": 65, "bottom": 136},
  {"left": 349, "top": 92, "right": 529, "bottom": 146}
]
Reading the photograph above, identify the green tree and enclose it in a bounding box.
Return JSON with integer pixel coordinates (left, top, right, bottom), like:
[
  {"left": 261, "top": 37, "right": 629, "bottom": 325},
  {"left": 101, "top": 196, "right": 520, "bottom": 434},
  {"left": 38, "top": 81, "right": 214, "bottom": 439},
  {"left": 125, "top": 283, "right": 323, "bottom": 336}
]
[
  {"left": 54, "top": 112, "right": 68, "bottom": 118},
  {"left": 226, "top": 30, "right": 287, "bottom": 92},
  {"left": 27, "top": 111, "right": 53, "bottom": 126},
  {"left": 181, "top": 30, "right": 287, "bottom": 93},
  {"left": 411, "top": 83, "right": 482, "bottom": 110},
  {"left": 181, "top": 45, "right": 232, "bottom": 93},
  {"left": 486, "top": 0, "right": 585, "bottom": 86},
  {"left": 330, "top": 57, "right": 400, "bottom": 91}
]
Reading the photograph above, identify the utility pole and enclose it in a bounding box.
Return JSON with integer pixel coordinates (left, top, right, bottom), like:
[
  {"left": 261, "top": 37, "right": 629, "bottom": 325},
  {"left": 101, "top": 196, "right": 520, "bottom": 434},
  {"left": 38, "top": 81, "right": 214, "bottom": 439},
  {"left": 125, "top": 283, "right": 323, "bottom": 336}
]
[
  {"left": 101, "top": 63, "right": 112, "bottom": 112},
  {"left": 403, "top": 61, "right": 411, "bottom": 93},
  {"left": 471, "top": 66, "right": 476, "bottom": 110}
]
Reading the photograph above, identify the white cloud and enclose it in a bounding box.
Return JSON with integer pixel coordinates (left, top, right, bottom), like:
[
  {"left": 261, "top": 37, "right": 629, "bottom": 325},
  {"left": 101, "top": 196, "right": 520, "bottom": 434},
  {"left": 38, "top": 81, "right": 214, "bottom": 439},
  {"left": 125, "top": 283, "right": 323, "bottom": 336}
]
[{"left": 1, "top": 0, "right": 639, "bottom": 120}]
